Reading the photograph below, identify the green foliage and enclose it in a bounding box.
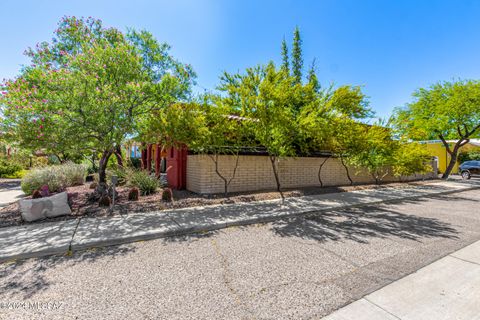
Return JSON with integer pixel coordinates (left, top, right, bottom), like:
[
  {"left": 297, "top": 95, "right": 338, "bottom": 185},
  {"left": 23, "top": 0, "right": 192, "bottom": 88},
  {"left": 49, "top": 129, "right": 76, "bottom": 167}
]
[
  {"left": 292, "top": 26, "right": 303, "bottom": 84},
  {"left": 0, "top": 158, "right": 23, "bottom": 178},
  {"left": 281, "top": 38, "right": 289, "bottom": 74},
  {"left": 1, "top": 16, "right": 195, "bottom": 184},
  {"left": 21, "top": 162, "right": 86, "bottom": 195},
  {"left": 128, "top": 170, "right": 158, "bottom": 195},
  {"left": 459, "top": 150, "right": 480, "bottom": 163},
  {"left": 392, "top": 142, "right": 432, "bottom": 177},
  {"left": 392, "top": 80, "right": 480, "bottom": 178}
]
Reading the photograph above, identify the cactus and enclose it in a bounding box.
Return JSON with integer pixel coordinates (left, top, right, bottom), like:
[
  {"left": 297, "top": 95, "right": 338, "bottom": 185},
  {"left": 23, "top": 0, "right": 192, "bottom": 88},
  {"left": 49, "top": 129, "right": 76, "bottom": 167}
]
[
  {"left": 98, "top": 195, "right": 111, "bottom": 207},
  {"left": 161, "top": 188, "right": 173, "bottom": 202},
  {"left": 128, "top": 187, "right": 139, "bottom": 201},
  {"left": 32, "top": 189, "right": 42, "bottom": 199}
]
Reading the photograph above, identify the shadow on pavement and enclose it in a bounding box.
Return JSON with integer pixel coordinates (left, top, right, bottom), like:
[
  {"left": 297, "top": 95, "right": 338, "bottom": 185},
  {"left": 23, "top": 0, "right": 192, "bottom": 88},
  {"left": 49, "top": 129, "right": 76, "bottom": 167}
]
[
  {"left": 272, "top": 201, "right": 459, "bottom": 244},
  {"left": 0, "top": 245, "right": 135, "bottom": 299}
]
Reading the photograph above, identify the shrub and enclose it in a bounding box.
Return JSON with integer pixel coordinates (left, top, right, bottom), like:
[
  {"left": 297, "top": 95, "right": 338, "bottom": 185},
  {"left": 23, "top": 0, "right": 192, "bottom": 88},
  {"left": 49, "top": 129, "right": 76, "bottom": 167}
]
[
  {"left": 128, "top": 187, "right": 139, "bottom": 201},
  {"left": 0, "top": 158, "right": 22, "bottom": 178},
  {"left": 89, "top": 182, "right": 98, "bottom": 189},
  {"left": 108, "top": 165, "right": 129, "bottom": 186},
  {"left": 21, "top": 162, "right": 87, "bottom": 195},
  {"left": 62, "top": 162, "right": 87, "bottom": 186},
  {"left": 128, "top": 170, "right": 158, "bottom": 195},
  {"left": 459, "top": 150, "right": 480, "bottom": 163},
  {"left": 162, "top": 188, "right": 173, "bottom": 202},
  {"left": 128, "top": 157, "right": 142, "bottom": 169}
]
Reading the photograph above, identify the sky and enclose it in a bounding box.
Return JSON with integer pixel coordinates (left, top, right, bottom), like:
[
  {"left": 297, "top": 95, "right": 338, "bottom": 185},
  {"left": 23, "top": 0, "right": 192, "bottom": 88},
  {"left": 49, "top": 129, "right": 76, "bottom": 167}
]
[{"left": 1, "top": 0, "right": 480, "bottom": 118}]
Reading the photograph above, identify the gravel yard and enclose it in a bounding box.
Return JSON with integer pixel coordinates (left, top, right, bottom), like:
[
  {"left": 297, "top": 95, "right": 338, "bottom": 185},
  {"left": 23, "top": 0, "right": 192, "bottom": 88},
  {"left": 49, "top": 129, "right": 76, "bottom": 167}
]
[{"left": 1, "top": 189, "right": 479, "bottom": 319}]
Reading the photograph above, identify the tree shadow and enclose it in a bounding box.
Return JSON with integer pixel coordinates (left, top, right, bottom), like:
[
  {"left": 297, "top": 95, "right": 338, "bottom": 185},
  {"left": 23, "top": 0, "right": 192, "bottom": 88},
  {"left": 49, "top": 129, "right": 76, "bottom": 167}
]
[
  {"left": 0, "top": 245, "right": 135, "bottom": 299},
  {"left": 272, "top": 204, "right": 459, "bottom": 244}
]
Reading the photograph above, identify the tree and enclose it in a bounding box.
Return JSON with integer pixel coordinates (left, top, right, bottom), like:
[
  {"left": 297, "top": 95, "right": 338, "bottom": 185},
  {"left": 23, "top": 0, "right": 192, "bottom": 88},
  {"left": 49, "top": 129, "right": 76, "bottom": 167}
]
[
  {"left": 392, "top": 142, "right": 432, "bottom": 179},
  {"left": 393, "top": 80, "right": 480, "bottom": 178},
  {"left": 307, "top": 59, "right": 320, "bottom": 93},
  {"left": 292, "top": 26, "right": 303, "bottom": 84},
  {"left": 0, "top": 17, "right": 194, "bottom": 187},
  {"left": 281, "top": 38, "right": 289, "bottom": 74},
  {"left": 348, "top": 123, "right": 398, "bottom": 184},
  {"left": 219, "top": 62, "right": 309, "bottom": 200},
  {"left": 298, "top": 85, "right": 371, "bottom": 186}
]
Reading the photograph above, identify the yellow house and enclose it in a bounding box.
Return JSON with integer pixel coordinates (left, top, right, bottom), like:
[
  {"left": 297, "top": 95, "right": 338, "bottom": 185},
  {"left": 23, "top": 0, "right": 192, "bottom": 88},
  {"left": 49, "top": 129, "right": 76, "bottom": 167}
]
[{"left": 420, "top": 139, "right": 480, "bottom": 174}]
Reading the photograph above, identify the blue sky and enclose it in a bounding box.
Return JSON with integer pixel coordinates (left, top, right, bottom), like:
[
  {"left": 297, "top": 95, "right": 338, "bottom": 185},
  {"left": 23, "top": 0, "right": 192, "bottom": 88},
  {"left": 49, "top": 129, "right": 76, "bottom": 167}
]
[{"left": 1, "top": 0, "right": 480, "bottom": 118}]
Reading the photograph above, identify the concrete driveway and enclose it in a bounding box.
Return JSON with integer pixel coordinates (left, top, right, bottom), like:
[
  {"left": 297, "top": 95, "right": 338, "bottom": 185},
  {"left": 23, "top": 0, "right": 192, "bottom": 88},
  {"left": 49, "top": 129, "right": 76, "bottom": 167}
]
[
  {"left": 0, "top": 179, "right": 24, "bottom": 208},
  {"left": 1, "top": 189, "right": 480, "bottom": 319}
]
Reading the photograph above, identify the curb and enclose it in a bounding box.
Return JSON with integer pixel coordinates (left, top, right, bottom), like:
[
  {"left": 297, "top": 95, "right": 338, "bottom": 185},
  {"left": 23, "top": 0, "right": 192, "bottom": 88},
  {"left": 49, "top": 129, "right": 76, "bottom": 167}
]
[{"left": 2, "top": 184, "right": 479, "bottom": 263}]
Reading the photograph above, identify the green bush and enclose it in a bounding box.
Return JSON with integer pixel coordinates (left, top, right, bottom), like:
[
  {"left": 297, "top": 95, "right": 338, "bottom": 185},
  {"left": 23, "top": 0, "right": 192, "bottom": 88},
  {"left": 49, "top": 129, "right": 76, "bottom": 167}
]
[
  {"left": 21, "top": 162, "right": 87, "bottom": 195},
  {"left": 0, "top": 158, "right": 23, "bottom": 178},
  {"left": 128, "top": 170, "right": 158, "bottom": 195},
  {"left": 459, "top": 150, "right": 480, "bottom": 163}
]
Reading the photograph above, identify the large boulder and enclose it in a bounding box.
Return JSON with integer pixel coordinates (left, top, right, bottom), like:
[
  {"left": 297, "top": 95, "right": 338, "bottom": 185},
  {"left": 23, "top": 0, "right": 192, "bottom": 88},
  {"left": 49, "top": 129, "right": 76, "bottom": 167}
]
[{"left": 19, "top": 192, "right": 72, "bottom": 222}]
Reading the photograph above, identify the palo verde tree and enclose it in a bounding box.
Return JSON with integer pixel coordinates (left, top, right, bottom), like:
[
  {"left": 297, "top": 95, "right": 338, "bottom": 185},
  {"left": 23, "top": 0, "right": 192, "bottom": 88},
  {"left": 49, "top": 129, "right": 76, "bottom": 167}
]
[
  {"left": 298, "top": 85, "right": 372, "bottom": 186},
  {"left": 393, "top": 80, "right": 480, "bottom": 178},
  {"left": 0, "top": 16, "right": 195, "bottom": 186},
  {"left": 218, "top": 62, "right": 314, "bottom": 200},
  {"left": 191, "top": 97, "right": 250, "bottom": 196}
]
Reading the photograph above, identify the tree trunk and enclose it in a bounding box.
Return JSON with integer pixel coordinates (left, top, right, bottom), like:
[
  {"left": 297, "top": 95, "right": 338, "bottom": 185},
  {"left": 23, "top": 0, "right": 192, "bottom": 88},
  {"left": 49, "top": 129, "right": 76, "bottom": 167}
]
[
  {"left": 208, "top": 153, "right": 240, "bottom": 197},
  {"left": 340, "top": 155, "right": 353, "bottom": 186},
  {"left": 317, "top": 156, "right": 330, "bottom": 187},
  {"left": 114, "top": 145, "right": 123, "bottom": 167},
  {"left": 98, "top": 150, "right": 113, "bottom": 184},
  {"left": 439, "top": 135, "right": 468, "bottom": 179},
  {"left": 269, "top": 155, "right": 284, "bottom": 202}
]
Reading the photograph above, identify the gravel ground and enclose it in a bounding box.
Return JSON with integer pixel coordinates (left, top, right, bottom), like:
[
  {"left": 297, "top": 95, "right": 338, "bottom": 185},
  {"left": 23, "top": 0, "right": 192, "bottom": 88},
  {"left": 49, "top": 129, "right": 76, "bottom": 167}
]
[
  {"left": 1, "top": 189, "right": 480, "bottom": 319},
  {"left": 0, "top": 179, "right": 437, "bottom": 228}
]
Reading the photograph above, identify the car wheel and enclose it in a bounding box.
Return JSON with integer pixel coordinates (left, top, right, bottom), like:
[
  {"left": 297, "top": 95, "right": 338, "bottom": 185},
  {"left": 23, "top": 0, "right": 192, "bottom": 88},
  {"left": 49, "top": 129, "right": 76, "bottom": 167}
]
[{"left": 461, "top": 171, "right": 471, "bottom": 180}]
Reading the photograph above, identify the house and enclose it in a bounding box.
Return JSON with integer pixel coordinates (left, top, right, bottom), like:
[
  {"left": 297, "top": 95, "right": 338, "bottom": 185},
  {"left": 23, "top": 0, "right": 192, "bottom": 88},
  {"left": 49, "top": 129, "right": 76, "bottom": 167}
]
[{"left": 419, "top": 139, "right": 480, "bottom": 174}]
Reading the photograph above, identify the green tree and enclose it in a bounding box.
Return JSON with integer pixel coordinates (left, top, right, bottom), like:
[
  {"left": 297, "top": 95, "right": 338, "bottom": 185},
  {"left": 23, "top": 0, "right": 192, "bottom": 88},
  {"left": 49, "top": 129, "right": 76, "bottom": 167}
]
[
  {"left": 307, "top": 59, "right": 320, "bottom": 93},
  {"left": 393, "top": 80, "right": 480, "bottom": 178},
  {"left": 298, "top": 85, "right": 371, "bottom": 186},
  {"left": 348, "top": 123, "right": 398, "bottom": 184},
  {"left": 281, "top": 38, "right": 289, "bottom": 74},
  {"left": 0, "top": 17, "right": 194, "bottom": 186},
  {"left": 292, "top": 26, "right": 303, "bottom": 84},
  {"left": 392, "top": 142, "right": 432, "bottom": 179},
  {"left": 219, "top": 62, "right": 311, "bottom": 200}
]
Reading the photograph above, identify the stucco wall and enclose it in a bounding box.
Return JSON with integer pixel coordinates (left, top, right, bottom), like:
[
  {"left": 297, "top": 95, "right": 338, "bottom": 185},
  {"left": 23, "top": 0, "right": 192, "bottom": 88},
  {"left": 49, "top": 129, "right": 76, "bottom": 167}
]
[{"left": 186, "top": 154, "right": 437, "bottom": 194}]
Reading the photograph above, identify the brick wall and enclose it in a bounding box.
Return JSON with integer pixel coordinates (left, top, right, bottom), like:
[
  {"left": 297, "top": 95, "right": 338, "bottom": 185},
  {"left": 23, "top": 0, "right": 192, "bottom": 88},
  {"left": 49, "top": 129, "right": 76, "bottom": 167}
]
[{"left": 186, "top": 154, "right": 437, "bottom": 194}]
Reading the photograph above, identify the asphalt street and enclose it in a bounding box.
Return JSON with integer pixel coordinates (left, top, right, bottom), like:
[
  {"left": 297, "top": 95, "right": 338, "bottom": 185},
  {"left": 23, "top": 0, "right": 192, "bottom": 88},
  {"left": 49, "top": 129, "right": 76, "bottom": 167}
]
[{"left": 1, "top": 189, "right": 480, "bottom": 320}]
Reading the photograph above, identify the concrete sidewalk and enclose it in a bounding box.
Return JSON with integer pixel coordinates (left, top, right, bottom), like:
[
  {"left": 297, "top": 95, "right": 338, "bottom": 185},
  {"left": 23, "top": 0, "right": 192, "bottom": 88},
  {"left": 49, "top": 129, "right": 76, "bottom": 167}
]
[
  {"left": 324, "top": 240, "right": 480, "bottom": 320},
  {"left": 0, "top": 179, "right": 24, "bottom": 208},
  {"left": 0, "top": 180, "right": 478, "bottom": 263}
]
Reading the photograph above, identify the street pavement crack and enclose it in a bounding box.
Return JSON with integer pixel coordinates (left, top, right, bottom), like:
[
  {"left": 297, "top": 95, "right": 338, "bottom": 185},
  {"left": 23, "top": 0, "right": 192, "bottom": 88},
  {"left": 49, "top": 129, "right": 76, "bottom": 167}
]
[{"left": 210, "top": 239, "right": 255, "bottom": 318}]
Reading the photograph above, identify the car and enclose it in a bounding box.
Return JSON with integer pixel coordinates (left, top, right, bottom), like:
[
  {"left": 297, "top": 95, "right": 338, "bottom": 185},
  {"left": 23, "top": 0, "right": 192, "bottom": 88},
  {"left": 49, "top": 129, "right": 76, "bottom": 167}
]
[{"left": 459, "top": 160, "right": 480, "bottom": 179}]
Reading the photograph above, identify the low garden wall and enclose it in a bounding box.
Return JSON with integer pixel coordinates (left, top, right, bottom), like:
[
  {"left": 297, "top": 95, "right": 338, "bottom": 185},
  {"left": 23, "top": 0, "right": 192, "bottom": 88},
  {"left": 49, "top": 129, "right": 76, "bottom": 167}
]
[{"left": 186, "top": 154, "right": 438, "bottom": 194}]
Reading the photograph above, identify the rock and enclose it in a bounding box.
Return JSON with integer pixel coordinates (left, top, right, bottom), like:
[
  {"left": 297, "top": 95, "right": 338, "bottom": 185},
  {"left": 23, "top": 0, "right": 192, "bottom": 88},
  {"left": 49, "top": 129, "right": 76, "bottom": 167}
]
[{"left": 19, "top": 192, "right": 72, "bottom": 222}]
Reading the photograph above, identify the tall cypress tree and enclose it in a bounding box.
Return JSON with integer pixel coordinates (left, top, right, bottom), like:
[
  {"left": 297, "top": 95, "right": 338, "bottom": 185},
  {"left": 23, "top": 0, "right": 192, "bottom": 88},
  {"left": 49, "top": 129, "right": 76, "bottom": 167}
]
[
  {"left": 307, "top": 58, "right": 320, "bottom": 92},
  {"left": 281, "top": 37, "right": 289, "bottom": 74},
  {"left": 292, "top": 26, "right": 303, "bottom": 84}
]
